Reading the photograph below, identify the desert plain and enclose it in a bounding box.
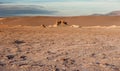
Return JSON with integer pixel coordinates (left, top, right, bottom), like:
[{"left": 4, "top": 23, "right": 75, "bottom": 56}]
[{"left": 0, "top": 16, "right": 120, "bottom": 71}]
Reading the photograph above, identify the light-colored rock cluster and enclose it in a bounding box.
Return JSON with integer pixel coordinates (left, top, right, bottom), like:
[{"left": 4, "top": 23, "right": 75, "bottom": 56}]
[
  {"left": 70, "top": 25, "right": 80, "bottom": 28},
  {"left": 48, "top": 20, "right": 80, "bottom": 28}
]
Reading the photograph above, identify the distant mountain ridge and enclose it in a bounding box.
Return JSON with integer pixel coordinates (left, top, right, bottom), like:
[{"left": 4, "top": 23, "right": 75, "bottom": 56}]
[
  {"left": 107, "top": 11, "right": 120, "bottom": 16},
  {"left": 92, "top": 11, "right": 120, "bottom": 16}
]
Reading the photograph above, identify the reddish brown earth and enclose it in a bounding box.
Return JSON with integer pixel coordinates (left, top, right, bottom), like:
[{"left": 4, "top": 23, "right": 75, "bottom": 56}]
[
  {"left": 0, "top": 16, "right": 120, "bottom": 26},
  {"left": 0, "top": 18, "right": 4, "bottom": 21},
  {"left": 0, "top": 16, "right": 120, "bottom": 71}
]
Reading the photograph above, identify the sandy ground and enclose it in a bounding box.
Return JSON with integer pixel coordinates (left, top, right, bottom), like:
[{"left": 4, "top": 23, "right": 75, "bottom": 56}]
[
  {"left": 0, "top": 18, "right": 4, "bottom": 21},
  {"left": 0, "top": 25, "right": 120, "bottom": 71},
  {"left": 0, "top": 16, "right": 120, "bottom": 26}
]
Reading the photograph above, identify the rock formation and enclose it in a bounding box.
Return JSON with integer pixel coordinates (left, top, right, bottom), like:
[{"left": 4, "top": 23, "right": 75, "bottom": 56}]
[
  {"left": 70, "top": 25, "right": 80, "bottom": 28},
  {"left": 53, "top": 20, "right": 68, "bottom": 27},
  {"left": 40, "top": 25, "right": 46, "bottom": 28}
]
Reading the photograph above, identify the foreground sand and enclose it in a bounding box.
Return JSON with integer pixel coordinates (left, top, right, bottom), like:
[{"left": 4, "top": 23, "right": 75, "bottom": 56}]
[{"left": 0, "top": 26, "right": 120, "bottom": 71}]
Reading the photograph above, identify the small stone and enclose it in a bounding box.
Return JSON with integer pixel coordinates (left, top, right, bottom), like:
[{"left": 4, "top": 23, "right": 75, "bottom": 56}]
[
  {"left": 96, "top": 62, "right": 100, "bottom": 65},
  {"left": 73, "top": 70, "right": 79, "bottom": 71},
  {"left": 0, "top": 62, "right": 6, "bottom": 66},
  {"left": 55, "top": 68, "right": 60, "bottom": 71},
  {"left": 6, "top": 55, "right": 14, "bottom": 60},
  {"left": 20, "top": 55, "right": 27, "bottom": 60},
  {"left": 14, "top": 40, "right": 25, "bottom": 44}
]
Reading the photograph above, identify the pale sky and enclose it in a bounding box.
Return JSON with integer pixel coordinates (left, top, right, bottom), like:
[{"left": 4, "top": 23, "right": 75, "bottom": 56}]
[{"left": 0, "top": 0, "right": 120, "bottom": 17}]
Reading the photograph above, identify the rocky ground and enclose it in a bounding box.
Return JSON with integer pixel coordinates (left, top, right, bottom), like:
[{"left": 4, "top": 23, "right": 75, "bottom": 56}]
[{"left": 0, "top": 26, "right": 120, "bottom": 71}]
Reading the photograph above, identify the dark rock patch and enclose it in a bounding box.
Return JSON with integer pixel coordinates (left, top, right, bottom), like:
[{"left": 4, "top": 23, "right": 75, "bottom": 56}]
[
  {"left": 6, "top": 55, "right": 15, "bottom": 60},
  {"left": 13, "top": 40, "right": 25, "bottom": 45}
]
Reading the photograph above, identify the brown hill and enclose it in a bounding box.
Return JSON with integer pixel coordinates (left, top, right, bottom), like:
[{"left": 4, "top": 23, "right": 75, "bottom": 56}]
[
  {"left": 107, "top": 11, "right": 120, "bottom": 16},
  {"left": 0, "top": 16, "right": 120, "bottom": 26},
  {"left": 91, "top": 11, "right": 120, "bottom": 16}
]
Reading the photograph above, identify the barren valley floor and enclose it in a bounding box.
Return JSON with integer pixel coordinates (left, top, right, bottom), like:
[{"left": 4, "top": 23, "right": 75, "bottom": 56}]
[{"left": 0, "top": 26, "right": 120, "bottom": 71}]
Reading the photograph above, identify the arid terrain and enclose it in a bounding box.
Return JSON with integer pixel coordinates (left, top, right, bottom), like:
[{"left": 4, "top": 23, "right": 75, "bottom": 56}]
[
  {"left": 0, "top": 16, "right": 120, "bottom": 71},
  {"left": 0, "top": 16, "right": 120, "bottom": 26}
]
